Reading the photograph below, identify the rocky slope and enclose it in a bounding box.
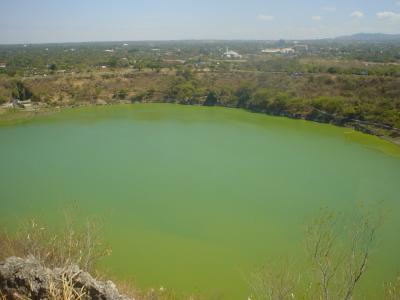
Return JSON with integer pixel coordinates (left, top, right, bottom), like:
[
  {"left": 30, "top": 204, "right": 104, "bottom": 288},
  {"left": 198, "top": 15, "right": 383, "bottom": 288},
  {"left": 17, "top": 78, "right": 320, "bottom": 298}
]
[{"left": 0, "top": 256, "right": 130, "bottom": 300}]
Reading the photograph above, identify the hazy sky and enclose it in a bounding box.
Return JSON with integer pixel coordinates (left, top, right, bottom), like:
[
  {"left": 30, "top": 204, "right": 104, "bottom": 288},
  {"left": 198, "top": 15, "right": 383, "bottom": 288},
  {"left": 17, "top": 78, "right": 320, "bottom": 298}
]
[{"left": 1, "top": 0, "right": 400, "bottom": 44}]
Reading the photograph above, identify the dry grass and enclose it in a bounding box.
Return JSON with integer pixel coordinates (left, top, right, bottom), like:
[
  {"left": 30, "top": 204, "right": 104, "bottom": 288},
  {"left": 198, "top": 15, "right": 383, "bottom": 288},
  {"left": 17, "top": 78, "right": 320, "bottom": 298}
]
[
  {"left": 0, "top": 291, "right": 6, "bottom": 300},
  {"left": 0, "top": 215, "right": 109, "bottom": 299},
  {"left": 48, "top": 271, "right": 87, "bottom": 300},
  {"left": 0, "top": 214, "right": 200, "bottom": 300},
  {"left": 0, "top": 214, "right": 111, "bottom": 272},
  {"left": 384, "top": 276, "right": 400, "bottom": 300},
  {"left": 248, "top": 259, "right": 299, "bottom": 300}
]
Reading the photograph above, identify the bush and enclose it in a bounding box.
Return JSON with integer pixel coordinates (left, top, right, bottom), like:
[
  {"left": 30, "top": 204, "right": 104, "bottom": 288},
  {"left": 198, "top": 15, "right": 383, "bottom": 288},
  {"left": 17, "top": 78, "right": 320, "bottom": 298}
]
[
  {"left": 203, "top": 90, "right": 219, "bottom": 106},
  {"left": 235, "top": 84, "right": 253, "bottom": 108},
  {"left": 114, "top": 89, "right": 128, "bottom": 100},
  {"left": 0, "top": 215, "right": 110, "bottom": 272},
  {"left": 248, "top": 205, "right": 385, "bottom": 300}
]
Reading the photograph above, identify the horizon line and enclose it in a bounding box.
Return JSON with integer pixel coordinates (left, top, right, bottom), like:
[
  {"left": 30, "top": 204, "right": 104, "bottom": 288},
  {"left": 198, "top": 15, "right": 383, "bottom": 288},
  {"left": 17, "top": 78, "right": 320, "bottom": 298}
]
[{"left": 1, "top": 32, "right": 400, "bottom": 46}]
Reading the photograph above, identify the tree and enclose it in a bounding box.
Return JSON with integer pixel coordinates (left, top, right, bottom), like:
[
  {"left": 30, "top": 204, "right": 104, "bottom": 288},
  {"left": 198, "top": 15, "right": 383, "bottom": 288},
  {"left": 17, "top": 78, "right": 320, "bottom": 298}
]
[
  {"left": 236, "top": 84, "right": 253, "bottom": 108},
  {"left": 204, "top": 90, "right": 218, "bottom": 106},
  {"left": 268, "top": 93, "right": 290, "bottom": 113},
  {"left": 12, "top": 81, "right": 34, "bottom": 100},
  {"left": 251, "top": 88, "right": 272, "bottom": 110},
  {"left": 248, "top": 259, "right": 299, "bottom": 300},
  {"left": 249, "top": 205, "right": 384, "bottom": 300},
  {"left": 108, "top": 57, "right": 118, "bottom": 68},
  {"left": 327, "top": 67, "right": 338, "bottom": 74},
  {"left": 176, "top": 67, "right": 194, "bottom": 81},
  {"left": 305, "top": 206, "right": 383, "bottom": 300},
  {"left": 49, "top": 64, "right": 57, "bottom": 71}
]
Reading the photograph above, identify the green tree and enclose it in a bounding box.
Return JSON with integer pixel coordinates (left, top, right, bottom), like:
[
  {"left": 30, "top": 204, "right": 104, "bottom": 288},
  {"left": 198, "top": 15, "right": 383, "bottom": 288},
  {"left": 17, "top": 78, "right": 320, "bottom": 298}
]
[
  {"left": 236, "top": 84, "right": 253, "bottom": 108},
  {"left": 49, "top": 64, "right": 57, "bottom": 71},
  {"left": 12, "top": 81, "right": 34, "bottom": 100},
  {"left": 204, "top": 90, "right": 219, "bottom": 106}
]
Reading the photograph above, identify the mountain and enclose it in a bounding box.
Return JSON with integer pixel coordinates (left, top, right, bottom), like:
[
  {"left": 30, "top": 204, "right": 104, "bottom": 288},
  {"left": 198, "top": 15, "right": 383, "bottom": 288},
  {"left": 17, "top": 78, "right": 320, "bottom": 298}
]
[{"left": 334, "top": 33, "right": 400, "bottom": 42}]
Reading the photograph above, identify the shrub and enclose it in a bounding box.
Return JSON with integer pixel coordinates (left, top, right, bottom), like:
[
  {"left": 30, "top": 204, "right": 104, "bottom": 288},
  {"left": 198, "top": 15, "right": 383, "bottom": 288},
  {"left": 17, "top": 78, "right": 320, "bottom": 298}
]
[
  {"left": 114, "top": 89, "right": 128, "bottom": 100},
  {"left": 0, "top": 215, "right": 110, "bottom": 272}
]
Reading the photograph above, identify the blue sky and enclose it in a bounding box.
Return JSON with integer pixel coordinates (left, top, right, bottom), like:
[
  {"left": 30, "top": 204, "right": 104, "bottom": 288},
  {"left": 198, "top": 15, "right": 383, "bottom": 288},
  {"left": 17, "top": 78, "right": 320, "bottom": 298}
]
[{"left": 1, "top": 0, "right": 400, "bottom": 43}]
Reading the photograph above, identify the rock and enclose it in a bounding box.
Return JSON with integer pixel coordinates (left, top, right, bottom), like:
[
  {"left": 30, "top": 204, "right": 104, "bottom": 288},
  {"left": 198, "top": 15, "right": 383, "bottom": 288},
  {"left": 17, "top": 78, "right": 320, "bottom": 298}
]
[
  {"left": 0, "top": 256, "right": 131, "bottom": 300},
  {"left": 96, "top": 100, "right": 108, "bottom": 105}
]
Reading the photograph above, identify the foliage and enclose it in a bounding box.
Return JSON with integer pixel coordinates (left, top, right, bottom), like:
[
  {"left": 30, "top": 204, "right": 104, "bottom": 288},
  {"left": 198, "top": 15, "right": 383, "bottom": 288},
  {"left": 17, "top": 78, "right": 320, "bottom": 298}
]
[
  {"left": 0, "top": 213, "right": 202, "bottom": 300},
  {"left": 0, "top": 215, "right": 110, "bottom": 272},
  {"left": 114, "top": 89, "right": 128, "bottom": 100},
  {"left": 0, "top": 41, "right": 399, "bottom": 137},
  {"left": 248, "top": 259, "right": 299, "bottom": 300},
  {"left": 249, "top": 205, "right": 386, "bottom": 300}
]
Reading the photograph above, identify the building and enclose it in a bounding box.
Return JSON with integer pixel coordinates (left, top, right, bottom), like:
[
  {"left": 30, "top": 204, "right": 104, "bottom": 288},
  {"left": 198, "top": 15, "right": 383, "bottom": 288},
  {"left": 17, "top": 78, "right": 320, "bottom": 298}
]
[
  {"left": 261, "top": 48, "right": 295, "bottom": 54},
  {"left": 281, "top": 48, "right": 295, "bottom": 54},
  {"left": 223, "top": 48, "right": 242, "bottom": 59},
  {"left": 0, "top": 62, "right": 6, "bottom": 68},
  {"left": 261, "top": 48, "right": 281, "bottom": 54}
]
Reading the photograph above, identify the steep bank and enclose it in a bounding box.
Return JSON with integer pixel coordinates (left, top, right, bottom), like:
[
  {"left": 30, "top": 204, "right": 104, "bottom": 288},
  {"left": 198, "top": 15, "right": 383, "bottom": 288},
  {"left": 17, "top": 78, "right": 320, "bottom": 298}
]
[
  {"left": 1, "top": 68, "right": 399, "bottom": 144},
  {"left": 2, "top": 99, "right": 399, "bottom": 146}
]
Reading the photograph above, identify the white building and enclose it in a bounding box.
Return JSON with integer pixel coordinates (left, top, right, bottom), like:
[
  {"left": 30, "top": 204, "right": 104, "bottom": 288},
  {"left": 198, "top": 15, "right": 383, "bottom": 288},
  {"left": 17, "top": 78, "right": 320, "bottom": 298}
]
[
  {"left": 261, "top": 48, "right": 295, "bottom": 54},
  {"left": 224, "top": 48, "right": 242, "bottom": 59},
  {"left": 281, "top": 48, "right": 295, "bottom": 54},
  {"left": 261, "top": 48, "right": 281, "bottom": 54}
]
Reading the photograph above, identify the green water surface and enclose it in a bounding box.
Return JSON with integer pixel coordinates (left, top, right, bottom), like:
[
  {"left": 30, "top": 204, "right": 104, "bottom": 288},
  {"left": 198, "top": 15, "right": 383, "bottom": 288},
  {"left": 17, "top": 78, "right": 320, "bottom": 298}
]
[{"left": 0, "top": 104, "right": 399, "bottom": 299}]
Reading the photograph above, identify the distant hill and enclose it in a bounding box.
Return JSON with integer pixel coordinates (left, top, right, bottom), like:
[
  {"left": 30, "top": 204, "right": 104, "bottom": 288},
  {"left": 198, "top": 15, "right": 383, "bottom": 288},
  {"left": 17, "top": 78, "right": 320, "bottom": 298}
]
[{"left": 334, "top": 33, "right": 400, "bottom": 42}]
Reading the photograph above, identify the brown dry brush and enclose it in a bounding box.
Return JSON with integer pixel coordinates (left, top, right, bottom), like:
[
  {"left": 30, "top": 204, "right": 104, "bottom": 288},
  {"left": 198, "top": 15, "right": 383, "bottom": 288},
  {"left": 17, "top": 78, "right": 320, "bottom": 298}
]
[
  {"left": 48, "top": 271, "right": 87, "bottom": 300},
  {"left": 0, "top": 216, "right": 109, "bottom": 300},
  {"left": 0, "top": 215, "right": 200, "bottom": 300},
  {"left": 384, "top": 276, "right": 400, "bottom": 300},
  {"left": 0, "top": 215, "right": 107, "bottom": 300},
  {"left": 0, "top": 214, "right": 111, "bottom": 273},
  {"left": 247, "top": 258, "right": 299, "bottom": 300},
  {"left": 248, "top": 204, "right": 392, "bottom": 300},
  {"left": 305, "top": 205, "right": 384, "bottom": 300}
]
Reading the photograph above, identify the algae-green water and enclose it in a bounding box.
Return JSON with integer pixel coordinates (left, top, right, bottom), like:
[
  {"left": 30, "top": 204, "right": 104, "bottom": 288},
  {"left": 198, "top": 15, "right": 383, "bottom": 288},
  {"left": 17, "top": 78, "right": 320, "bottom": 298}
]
[{"left": 0, "top": 104, "right": 399, "bottom": 299}]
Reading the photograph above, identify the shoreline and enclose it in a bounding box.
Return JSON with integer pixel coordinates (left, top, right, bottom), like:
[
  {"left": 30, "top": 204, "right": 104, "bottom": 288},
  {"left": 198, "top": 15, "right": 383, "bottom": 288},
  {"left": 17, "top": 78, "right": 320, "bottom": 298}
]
[{"left": 1, "top": 100, "right": 400, "bottom": 146}]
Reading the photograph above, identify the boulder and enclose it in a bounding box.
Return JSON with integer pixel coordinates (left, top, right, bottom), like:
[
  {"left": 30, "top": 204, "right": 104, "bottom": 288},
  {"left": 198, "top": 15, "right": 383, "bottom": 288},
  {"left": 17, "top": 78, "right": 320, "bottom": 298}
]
[{"left": 0, "top": 256, "right": 131, "bottom": 300}]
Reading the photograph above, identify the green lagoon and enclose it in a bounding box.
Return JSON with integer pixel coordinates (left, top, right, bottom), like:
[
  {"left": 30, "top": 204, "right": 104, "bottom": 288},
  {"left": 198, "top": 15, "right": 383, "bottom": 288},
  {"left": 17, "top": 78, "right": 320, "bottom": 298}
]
[{"left": 0, "top": 104, "right": 399, "bottom": 299}]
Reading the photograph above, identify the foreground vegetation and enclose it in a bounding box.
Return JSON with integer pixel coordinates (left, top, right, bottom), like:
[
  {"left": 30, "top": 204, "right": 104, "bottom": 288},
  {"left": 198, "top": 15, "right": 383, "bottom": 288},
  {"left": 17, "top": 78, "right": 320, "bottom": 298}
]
[
  {"left": 0, "top": 40, "right": 399, "bottom": 298},
  {"left": 0, "top": 41, "right": 399, "bottom": 142},
  {"left": 248, "top": 205, "right": 400, "bottom": 300},
  {"left": 1, "top": 205, "right": 399, "bottom": 300},
  {"left": 0, "top": 214, "right": 200, "bottom": 300}
]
